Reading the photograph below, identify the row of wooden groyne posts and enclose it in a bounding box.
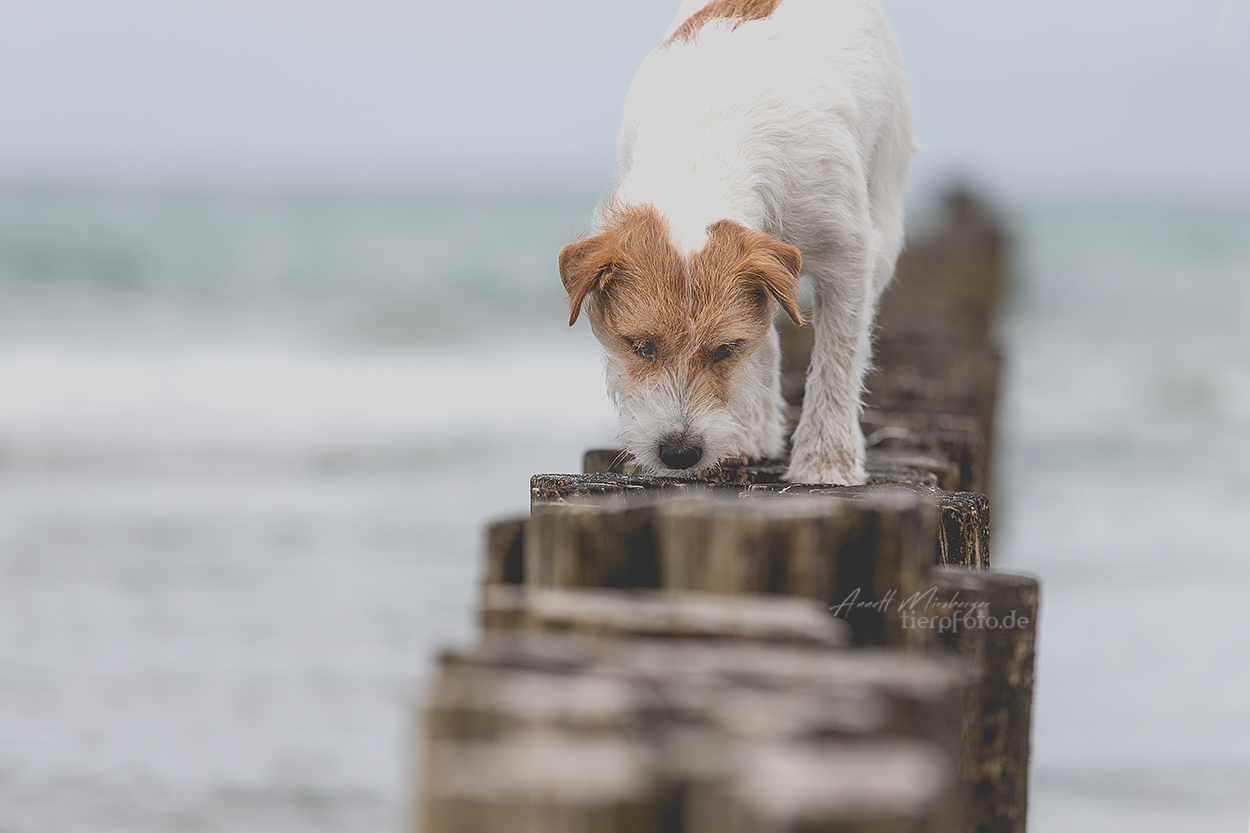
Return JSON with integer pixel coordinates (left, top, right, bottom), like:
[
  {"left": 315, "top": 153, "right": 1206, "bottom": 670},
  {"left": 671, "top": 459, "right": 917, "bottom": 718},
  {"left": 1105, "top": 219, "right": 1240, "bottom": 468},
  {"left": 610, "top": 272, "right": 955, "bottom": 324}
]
[{"left": 414, "top": 191, "right": 1038, "bottom": 833}]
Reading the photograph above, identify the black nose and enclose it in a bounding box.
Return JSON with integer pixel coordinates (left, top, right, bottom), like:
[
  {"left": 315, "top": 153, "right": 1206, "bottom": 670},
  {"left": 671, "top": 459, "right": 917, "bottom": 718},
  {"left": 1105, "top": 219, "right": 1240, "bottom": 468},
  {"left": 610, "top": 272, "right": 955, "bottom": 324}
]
[{"left": 658, "top": 436, "right": 703, "bottom": 470}]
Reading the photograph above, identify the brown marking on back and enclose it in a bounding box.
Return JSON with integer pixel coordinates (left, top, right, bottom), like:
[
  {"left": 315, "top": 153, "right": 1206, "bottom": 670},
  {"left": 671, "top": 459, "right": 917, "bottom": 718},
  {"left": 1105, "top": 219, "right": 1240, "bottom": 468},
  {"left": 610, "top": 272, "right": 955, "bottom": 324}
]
[
  {"left": 665, "top": 0, "right": 781, "bottom": 47},
  {"left": 560, "top": 203, "right": 802, "bottom": 413}
]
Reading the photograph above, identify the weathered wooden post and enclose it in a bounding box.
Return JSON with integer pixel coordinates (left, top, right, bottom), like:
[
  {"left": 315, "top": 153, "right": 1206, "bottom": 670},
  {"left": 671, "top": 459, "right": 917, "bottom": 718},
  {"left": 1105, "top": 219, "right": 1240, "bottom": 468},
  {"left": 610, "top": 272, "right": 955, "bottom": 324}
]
[
  {"left": 479, "top": 585, "right": 851, "bottom": 647},
  {"left": 525, "top": 497, "right": 663, "bottom": 589},
  {"left": 687, "top": 739, "right": 954, "bottom": 833},
  {"left": 421, "top": 731, "right": 666, "bottom": 833},
  {"left": 657, "top": 491, "right": 936, "bottom": 647},
  {"left": 484, "top": 516, "right": 526, "bottom": 584},
  {"left": 509, "top": 490, "right": 941, "bottom": 646},
  {"left": 927, "top": 567, "right": 1039, "bottom": 833},
  {"left": 421, "top": 634, "right": 975, "bottom": 833}
]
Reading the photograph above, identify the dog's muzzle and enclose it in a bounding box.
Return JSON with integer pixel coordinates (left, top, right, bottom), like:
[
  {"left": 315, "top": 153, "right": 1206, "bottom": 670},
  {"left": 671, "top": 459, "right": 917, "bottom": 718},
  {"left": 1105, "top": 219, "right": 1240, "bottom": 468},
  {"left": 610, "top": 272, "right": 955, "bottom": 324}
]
[{"left": 658, "top": 433, "right": 703, "bottom": 470}]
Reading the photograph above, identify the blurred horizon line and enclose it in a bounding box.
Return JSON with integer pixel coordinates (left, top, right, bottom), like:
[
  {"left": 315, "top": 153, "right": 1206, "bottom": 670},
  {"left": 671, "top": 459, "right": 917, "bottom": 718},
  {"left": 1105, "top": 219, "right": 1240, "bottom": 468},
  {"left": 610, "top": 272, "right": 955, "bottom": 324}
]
[{"left": 2, "top": 165, "right": 1249, "bottom": 213}]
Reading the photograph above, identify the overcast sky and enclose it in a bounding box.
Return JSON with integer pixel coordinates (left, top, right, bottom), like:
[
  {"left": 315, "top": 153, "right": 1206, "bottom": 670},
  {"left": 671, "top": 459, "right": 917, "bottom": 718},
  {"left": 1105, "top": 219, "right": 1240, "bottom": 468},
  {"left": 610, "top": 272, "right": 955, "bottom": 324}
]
[{"left": 0, "top": 1, "right": 1246, "bottom": 201}]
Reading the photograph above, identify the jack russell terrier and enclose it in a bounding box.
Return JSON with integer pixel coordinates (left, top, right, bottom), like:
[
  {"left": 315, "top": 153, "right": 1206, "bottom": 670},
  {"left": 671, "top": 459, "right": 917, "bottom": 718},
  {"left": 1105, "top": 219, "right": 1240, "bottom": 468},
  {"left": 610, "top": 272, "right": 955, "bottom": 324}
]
[{"left": 559, "top": 0, "right": 912, "bottom": 485}]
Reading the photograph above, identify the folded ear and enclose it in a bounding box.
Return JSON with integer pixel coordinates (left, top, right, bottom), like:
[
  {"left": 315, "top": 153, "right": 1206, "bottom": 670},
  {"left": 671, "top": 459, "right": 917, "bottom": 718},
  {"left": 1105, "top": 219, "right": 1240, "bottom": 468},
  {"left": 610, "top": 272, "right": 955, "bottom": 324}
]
[
  {"left": 751, "top": 237, "right": 803, "bottom": 326},
  {"left": 558, "top": 234, "right": 615, "bottom": 326}
]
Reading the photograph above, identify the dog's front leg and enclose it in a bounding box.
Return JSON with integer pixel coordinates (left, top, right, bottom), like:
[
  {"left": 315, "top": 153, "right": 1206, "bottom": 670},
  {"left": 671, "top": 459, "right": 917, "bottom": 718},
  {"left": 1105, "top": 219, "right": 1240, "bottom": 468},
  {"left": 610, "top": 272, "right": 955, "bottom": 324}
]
[
  {"left": 785, "top": 262, "right": 875, "bottom": 485},
  {"left": 731, "top": 322, "right": 789, "bottom": 461}
]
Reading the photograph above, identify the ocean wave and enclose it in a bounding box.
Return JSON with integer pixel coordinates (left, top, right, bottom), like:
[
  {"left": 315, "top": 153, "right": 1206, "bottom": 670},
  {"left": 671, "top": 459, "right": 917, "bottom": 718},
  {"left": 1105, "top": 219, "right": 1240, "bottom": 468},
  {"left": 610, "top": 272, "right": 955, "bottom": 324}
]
[{"left": 0, "top": 340, "right": 618, "bottom": 473}]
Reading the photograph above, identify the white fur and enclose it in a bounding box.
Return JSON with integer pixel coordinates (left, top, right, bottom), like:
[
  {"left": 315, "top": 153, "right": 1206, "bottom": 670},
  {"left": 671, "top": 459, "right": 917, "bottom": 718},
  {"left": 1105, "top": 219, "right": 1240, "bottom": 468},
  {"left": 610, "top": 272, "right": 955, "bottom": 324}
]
[
  {"left": 606, "top": 325, "right": 787, "bottom": 474},
  {"left": 598, "top": 0, "right": 913, "bottom": 484}
]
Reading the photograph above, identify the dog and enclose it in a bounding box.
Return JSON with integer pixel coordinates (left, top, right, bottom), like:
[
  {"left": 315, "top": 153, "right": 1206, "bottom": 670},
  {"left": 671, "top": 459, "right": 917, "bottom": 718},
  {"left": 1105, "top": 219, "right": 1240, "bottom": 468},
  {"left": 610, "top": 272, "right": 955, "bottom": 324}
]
[{"left": 559, "top": 0, "right": 912, "bottom": 484}]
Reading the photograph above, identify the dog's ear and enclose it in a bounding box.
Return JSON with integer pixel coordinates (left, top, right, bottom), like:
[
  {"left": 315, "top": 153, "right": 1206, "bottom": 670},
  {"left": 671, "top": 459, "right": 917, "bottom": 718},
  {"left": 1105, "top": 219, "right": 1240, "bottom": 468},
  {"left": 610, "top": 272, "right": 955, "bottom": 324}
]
[
  {"left": 750, "top": 237, "right": 803, "bottom": 326},
  {"left": 558, "top": 235, "right": 615, "bottom": 326}
]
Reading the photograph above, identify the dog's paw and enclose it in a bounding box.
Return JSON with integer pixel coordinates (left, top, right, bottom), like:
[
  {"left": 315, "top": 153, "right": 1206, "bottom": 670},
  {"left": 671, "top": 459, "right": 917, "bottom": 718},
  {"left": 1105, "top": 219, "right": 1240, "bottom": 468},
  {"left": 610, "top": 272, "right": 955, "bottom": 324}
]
[{"left": 783, "top": 450, "right": 866, "bottom": 486}]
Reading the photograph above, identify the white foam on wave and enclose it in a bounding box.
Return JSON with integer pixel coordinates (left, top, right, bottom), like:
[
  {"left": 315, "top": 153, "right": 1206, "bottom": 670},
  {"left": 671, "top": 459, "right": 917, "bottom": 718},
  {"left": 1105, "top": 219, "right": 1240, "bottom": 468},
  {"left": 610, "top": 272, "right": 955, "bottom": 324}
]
[{"left": 0, "top": 335, "right": 618, "bottom": 456}]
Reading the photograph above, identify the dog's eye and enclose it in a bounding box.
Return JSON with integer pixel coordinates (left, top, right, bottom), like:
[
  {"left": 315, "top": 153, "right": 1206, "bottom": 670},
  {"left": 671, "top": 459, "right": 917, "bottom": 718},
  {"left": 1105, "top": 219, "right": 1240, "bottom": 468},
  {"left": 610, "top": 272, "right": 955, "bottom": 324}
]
[
  {"left": 711, "top": 343, "right": 736, "bottom": 364},
  {"left": 631, "top": 339, "right": 657, "bottom": 360}
]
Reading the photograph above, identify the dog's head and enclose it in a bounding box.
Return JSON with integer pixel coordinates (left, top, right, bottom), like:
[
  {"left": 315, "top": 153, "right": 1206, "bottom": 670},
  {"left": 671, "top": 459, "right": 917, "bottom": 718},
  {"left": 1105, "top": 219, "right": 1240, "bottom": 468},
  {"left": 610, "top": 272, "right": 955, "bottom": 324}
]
[{"left": 559, "top": 202, "right": 801, "bottom": 473}]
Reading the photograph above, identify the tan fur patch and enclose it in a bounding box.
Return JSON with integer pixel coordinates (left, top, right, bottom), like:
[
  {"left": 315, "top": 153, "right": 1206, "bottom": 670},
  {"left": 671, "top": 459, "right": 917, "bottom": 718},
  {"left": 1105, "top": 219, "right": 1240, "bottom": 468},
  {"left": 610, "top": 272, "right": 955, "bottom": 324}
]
[
  {"left": 665, "top": 0, "right": 781, "bottom": 46},
  {"left": 559, "top": 203, "right": 801, "bottom": 413}
]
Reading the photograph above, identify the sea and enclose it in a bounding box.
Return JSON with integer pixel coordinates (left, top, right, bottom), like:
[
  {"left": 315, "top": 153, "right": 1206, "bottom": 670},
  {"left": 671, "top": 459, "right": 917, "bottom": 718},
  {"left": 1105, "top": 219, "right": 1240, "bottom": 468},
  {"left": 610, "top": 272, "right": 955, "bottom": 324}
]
[{"left": 0, "top": 188, "right": 1246, "bottom": 832}]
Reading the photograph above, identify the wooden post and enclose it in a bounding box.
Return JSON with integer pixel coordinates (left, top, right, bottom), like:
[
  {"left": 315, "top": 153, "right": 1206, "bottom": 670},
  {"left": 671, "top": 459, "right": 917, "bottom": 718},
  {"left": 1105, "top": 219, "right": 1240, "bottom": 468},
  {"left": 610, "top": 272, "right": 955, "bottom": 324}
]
[
  {"left": 674, "top": 490, "right": 937, "bottom": 648},
  {"left": 934, "top": 491, "right": 991, "bottom": 570},
  {"left": 518, "top": 491, "right": 937, "bottom": 647},
  {"left": 484, "top": 516, "right": 527, "bottom": 585},
  {"left": 425, "top": 635, "right": 974, "bottom": 833},
  {"left": 866, "top": 446, "right": 961, "bottom": 490},
  {"left": 580, "top": 445, "right": 958, "bottom": 490},
  {"left": 926, "top": 567, "right": 1039, "bottom": 833},
  {"left": 531, "top": 472, "right": 666, "bottom": 502},
  {"left": 525, "top": 498, "right": 663, "bottom": 589},
  {"left": 425, "top": 656, "right": 660, "bottom": 743},
  {"left": 864, "top": 345, "right": 1000, "bottom": 453},
  {"left": 479, "top": 585, "right": 852, "bottom": 647},
  {"left": 745, "top": 484, "right": 990, "bottom": 571},
  {"left": 421, "top": 732, "right": 665, "bottom": 833},
  {"left": 862, "top": 409, "right": 990, "bottom": 494},
  {"left": 532, "top": 478, "right": 988, "bottom": 576},
  {"left": 688, "top": 739, "right": 953, "bottom": 833}
]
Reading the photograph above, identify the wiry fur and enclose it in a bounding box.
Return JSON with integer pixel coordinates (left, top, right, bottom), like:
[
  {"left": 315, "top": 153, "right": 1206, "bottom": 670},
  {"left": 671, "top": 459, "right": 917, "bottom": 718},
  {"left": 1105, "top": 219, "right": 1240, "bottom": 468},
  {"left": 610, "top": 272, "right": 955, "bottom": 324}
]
[{"left": 560, "top": 0, "right": 913, "bottom": 484}]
